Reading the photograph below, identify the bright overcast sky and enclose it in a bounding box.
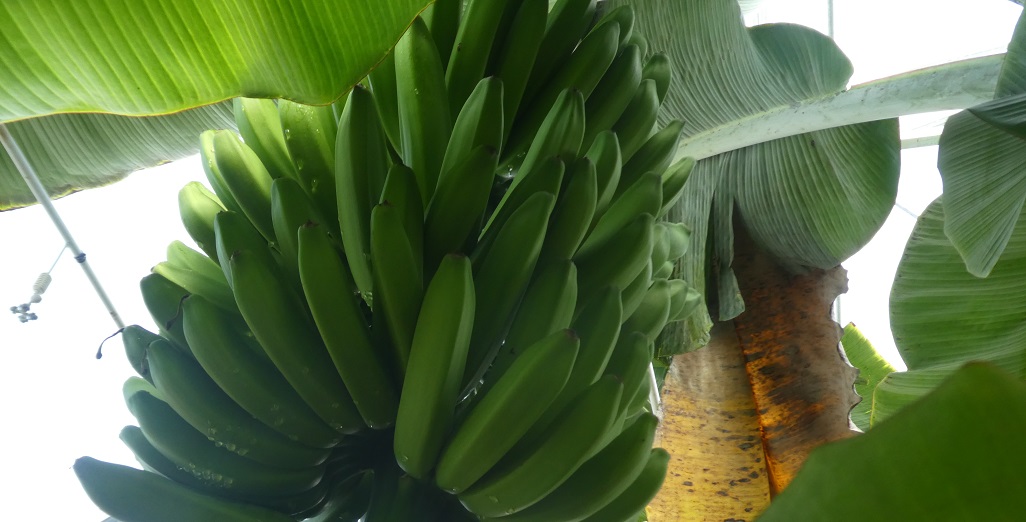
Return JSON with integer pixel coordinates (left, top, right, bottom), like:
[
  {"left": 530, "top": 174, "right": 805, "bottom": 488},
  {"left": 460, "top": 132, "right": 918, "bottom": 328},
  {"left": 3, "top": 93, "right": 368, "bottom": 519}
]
[{"left": 0, "top": 1, "right": 1021, "bottom": 520}]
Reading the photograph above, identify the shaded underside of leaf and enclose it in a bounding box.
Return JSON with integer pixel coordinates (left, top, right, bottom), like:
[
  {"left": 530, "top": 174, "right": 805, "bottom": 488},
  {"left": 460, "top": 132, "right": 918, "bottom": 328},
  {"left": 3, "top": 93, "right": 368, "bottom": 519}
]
[
  {"left": 759, "top": 363, "right": 1026, "bottom": 521},
  {"left": 617, "top": 0, "right": 900, "bottom": 352},
  {"left": 0, "top": 0, "right": 431, "bottom": 122},
  {"left": 0, "top": 103, "right": 235, "bottom": 210},
  {"left": 839, "top": 322, "right": 897, "bottom": 431}
]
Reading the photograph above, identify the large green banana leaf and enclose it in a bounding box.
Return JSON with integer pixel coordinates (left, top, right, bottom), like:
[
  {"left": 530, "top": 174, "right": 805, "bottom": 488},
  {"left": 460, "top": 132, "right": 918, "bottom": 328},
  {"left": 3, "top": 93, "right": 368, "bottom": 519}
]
[
  {"left": 938, "top": 11, "right": 1026, "bottom": 277},
  {"left": 616, "top": 0, "right": 901, "bottom": 352},
  {"left": 0, "top": 0, "right": 431, "bottom": 210},
  {"left": 758, "top": 362, "right": 1026, "bottom": 521}
]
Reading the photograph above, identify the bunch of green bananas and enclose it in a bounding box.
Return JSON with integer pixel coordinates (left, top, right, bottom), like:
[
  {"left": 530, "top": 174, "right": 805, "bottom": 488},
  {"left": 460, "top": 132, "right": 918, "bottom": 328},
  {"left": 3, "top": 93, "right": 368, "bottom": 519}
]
[{"left": 74, "top": 0, "right": 704, "bottom": 520}]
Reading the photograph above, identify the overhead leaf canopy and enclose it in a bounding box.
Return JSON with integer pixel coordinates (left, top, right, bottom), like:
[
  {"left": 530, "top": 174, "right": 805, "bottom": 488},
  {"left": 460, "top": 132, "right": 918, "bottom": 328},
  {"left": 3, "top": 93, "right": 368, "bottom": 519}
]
[
  {"left": 615, "top": 0, "right": 899, "bottom": 352},
  {"left": 0, "top": 0, "right": 431, "bottom": 210}
]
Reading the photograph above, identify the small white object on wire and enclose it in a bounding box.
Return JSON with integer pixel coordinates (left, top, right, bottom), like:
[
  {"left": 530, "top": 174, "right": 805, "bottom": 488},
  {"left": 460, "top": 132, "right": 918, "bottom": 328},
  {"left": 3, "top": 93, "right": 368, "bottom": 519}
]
[{"left": 9, "top": 244, "right": 65, "bottom": 323}]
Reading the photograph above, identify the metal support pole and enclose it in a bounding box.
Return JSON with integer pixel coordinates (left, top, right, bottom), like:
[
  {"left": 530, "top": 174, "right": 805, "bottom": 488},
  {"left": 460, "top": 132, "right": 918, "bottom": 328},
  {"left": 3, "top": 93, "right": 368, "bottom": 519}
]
[{"left": 0, "top": 124, "right": 125, "bottom": 329}]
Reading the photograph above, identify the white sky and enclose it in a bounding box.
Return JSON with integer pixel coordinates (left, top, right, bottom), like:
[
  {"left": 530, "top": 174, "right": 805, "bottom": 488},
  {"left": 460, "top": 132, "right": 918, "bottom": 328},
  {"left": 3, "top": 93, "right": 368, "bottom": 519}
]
[{"left": 0, "top": 1, "right": 1021, "bottom": 520}]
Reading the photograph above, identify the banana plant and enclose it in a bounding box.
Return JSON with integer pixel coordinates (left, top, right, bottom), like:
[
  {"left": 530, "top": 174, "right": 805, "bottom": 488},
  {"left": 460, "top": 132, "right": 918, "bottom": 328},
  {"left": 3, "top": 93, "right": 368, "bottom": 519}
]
[{"left": 2, "top": 0, "right": 1025, "bottom": 520}]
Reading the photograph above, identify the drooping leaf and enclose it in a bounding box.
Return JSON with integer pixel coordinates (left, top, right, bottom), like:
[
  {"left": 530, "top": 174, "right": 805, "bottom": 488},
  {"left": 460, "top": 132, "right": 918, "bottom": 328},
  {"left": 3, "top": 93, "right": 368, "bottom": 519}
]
[
  {"left": 882, "top": 199, "right": 1026, "bottom": 425},
  {"left": 937, "top": 9, "right": 1026, "bottom": 277},
  {"left": 617, "top": 0, "right": 900, "bottom": 352},
  {"left": 838, "top": 323, "right": 897, "bottom": 431},
  {"left": 759, "top": 363, "right": 1026, "bottom": 521},
  {"left": 0, "top": 0, "right": 430, "bottom": 209}
]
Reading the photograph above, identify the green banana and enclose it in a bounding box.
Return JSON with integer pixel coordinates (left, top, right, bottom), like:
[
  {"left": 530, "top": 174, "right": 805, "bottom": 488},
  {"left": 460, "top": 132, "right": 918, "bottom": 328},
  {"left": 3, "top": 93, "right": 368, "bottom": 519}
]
[
  {"left": 575, "top": 213, "right": 655, "bottom": 306},
  {"left": 146, "top": 338, "right": 330, "bottom": 469},
  {"left": 270, "top": 176, "right": 329, "bottom": 279},
  {"left": 484, "top": 260, "right": 578, "bottom": 391},
  {"left": 154, "top": 240, "right": 238, "bottom": 315},
  {"left": 605, "top": 331, "right": 654, "bottom": 419},
  {"left": 436, "top": 329, "right": 579, "bottom": 495},
  {"left": 617, "top": 119, "right": 684, "bottom": 196},
  {"left": 123, "top": 375, "right": 160, "bottom": 403},
  {"left": 464, "top": 191, "right": 556, "bottom": 386},
  {"left": 612, "top": 78, "right": 660, "bottom": 162},
  {"left": 139, "top": 272, "right": 192, "bottom": 357},
  {"left": 662, "top": 221, "right": 692, "bottom": 261},
  {"left": 396, "top": 17, "right": 452, "bottom": 206},
  {"left": 458, "top": 374, "right": 622, "bottom": 518},
  {"left": 199, "top": 130, "right": 245, "bottom": 217},
  {"left": 579, "top": 448, "right": 671, "bottom": 522},
  {"left": 650, "top": 223, "right": 672, "bottom": 271},
  {"left": 627, "top": 31, "right": 649, "bottom": 59},
  {"left": 578, "top": 171, "right": 662, "bottom": 259},
  {"left": 211, "top": 129, "right": 277, "bottom": 243},
  {"left": 335, "top": 84, "right": 388, "bottom": 298},
  {"left": 444, "top": 0, "right": 511, "bottom": 117},
  {"left": 394, "top": 254, "right": 475, "bottom": 480},
  {"left": 367, "top": 51, "right": 402, "bottom": 153},
  {"left": 178, "top": 181, "right": 226, "bottom": 263},
  {"left": 477, "top": 155, "right": 565, "bottom": 262},
  {"left": 126, "top": 390, "right": 325, "bottom": 496},
  {"left": 234, "top": 98, "right": 298, "bottom": 180},
  {"left": 621, "top": 259, "right": 654, "bottom": 320},
  {"left": 306, "top": 471, "right": 372, "bottom": 522},
  {"left": 74, "top": 457, "right": 293, "bottom": 522},
  {"left": 424, "top": 145, "right": 499, "bottom": 274},
  {"left": 440, "top": 76, "right": 505, "bottom": 178},
  {"left": 278, "top": 99, "right": 340, "bottom": 234},
  {"left": 538, "top": 157, "right": 597, "bottom": 262},
  {"left": 660, "top": 156, "right": 696, "bottom": 216},
  {"left": 590, "top": 3, "right": 634, "bottom": 48},
  {"left": 522, "top": 0, "right": 597, "bottom": 106},
  {"left": 228, "top": 248, "right": 364, "bottom": 434},
  {"left": 121, "top": 324, "right": 162, "bottom": 383},
  {"left": 422, "top": 0, "right": 461, "bottom": 70},
  {"left": 370, "top": 201, "right": 424, "bottom": 377},
  {"left": 508, "top": 21, "right": 620, "bottom": 156},
  {"left": 585, "top": 129, "right": 623, "bottom": 218},
  {"left": 653, "top": 260, "right": 674, "bottom": 280},
  {"left": 643, "top": 52, "right": 673, "bottom": 104},
  {"left": 501, "top": 413, "right": 659, "bottom": 522},
  {"left": 669, "top": 282, "right": 703, "bottom": 323},
  {"left": 298, "top": 222, "right": 399, "bottom": 430},
  {"left": 182, "top": 295, "right": 341, "bottom": 448},
  {"left": 583, "top": 43, "right": 643, "bottom": 151},
  {"left": 493, "top": 0, "right": 547, "bottom": 143},
  {"left": 503, "top": 86, "right": 587, "bottom": 172},
  {"left": 379, "top": 162, "right": 424, "bottom": 280}
]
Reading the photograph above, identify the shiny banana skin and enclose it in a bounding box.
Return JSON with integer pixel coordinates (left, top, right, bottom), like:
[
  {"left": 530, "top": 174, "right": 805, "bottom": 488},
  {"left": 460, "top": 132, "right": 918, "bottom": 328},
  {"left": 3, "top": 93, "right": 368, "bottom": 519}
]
[
  {"left": 444, "top": 0, "right": 511, "bottom": 117},
  {"left": 139, "top": 272, "right": 192, "bottom": 357},
  {"left": 493, "top": 0, "right": 548, "bottom": 144},
  {"left": 155, "top": 240, "right": 238, "bottom": 315},
  {"left": 394, "top": 254, "right": 475, "bottom": 480},
  {"left": 522, "top": 0, "right": 597, "bottom": 107},
  {"left": 582, "top": 43, "right": 643, "bottom": 152},
  {"left": 538, "top": 157, "right": 598, "bottom": 263},
  {"left": 199, "top": 130, "right": 245, "bottom": 217},
  {"left": 618, "top": 119, "right": 685, "bottom": 197},
  {"left": 425, "top": 145, "right": 499, "bottom": 274},
  {"left": 440, "top": 77, "right": 505, "bottom": 180},
  {"left": 369, "top": 201, "right": 424, "bottom": 377},
  {"left": 579, "top": 448, "right": 671, "bottom": 522},
  {"left": 178, "top": 181, "right": 226, "bottom": 263},
  {"left": 74, "top": 456, "right": 294, "bottom": 522},
  {"left": 463, "top": 191, "right": 557, "bottom": 387},
  {"left": 396, "top": 17, "right": 452, "bottom": 206},
  {"left": 228, "top": 248, "right": 365, "bottom": 434},
  {"left": 500, "top": 413, "right": 659, "bottom": 522},
  {"left": 213, "top": 210, "right": 276, "bottom": 291},
  {"left": 210, "top": 129, "right": 278, "bottom": 243},
  {"left": 119, "top": 425, "right": 329, "bottom": 517},
  {"left": 145, "top": 338, "right": 330, "bottom": 469},
  {"left": 121, "top": 324, "right": 162, "bottom": 383},
  {"left": 577, "top": 171, "right": 663, "bottom": 260},
  {"left": 611, "top": 78, "right": 660, "bottom": 162},
  {"left": 298, "top": 222, "right": 399, "bottom": 430},
  {"left": 436, "top": 329, "right": 579, "bottom": 495},
  {"left": 278, "top": 99, "right": 340, "bottom": 234},
  {"left": 379, "top": 162, "right": 425, "bottom": 280},
  {"left": 458, "top": 375, "right": 622, "bottom": 518},
  {"left": 585, "top": 129, "right": 624, "bottom": 219},
  {"left": 502, "top": 83, "right": 586, "bottom": 173},
  {"left": 270, "top": 176, "right": 329, "bottom": 279},
  {"left": 574, "top": 213, "right": 655, "bottom": 307},
  {"left": 182, "top": 295, "right": 343, "bottom": 449},
  {"left": 483, "top": 260, "right": 578, "bottom": 392},
  {"left": 335, "top": 84, "right": 388, "bottom": 298},
  {"left": 126, "top": 390, "right": 325, "bottom": 497},
  {"left": 233, "top": 97, "right": 298, "bottom": 181},
  {"left": 477, "top": 154, "right": 566, "bottom": 263}
]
